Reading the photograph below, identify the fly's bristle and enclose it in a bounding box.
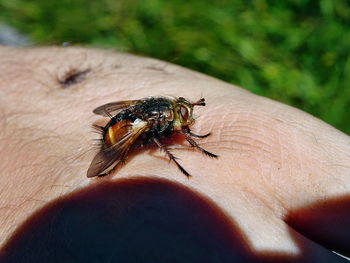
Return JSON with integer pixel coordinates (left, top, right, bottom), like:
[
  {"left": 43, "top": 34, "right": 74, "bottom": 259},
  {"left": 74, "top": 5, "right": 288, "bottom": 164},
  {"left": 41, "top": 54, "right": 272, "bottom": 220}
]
[{"left": 92, "top": 124, "right": 104, "bottom": 134}]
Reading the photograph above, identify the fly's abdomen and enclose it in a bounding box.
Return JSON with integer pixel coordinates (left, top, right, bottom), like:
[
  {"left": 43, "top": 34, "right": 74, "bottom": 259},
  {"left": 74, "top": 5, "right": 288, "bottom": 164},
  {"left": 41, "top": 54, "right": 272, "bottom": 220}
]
[{"left": 103, "top": 120, "right": 133, "bottom": 147}]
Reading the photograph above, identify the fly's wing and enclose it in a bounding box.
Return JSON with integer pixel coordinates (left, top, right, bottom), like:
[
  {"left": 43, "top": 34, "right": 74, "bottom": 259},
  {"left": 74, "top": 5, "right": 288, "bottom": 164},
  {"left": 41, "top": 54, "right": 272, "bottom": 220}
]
[
  {"left": 93, "top": 100, "right": 140, "bottom": 117},
  {"left": 87, "top": 119, "right": 149, "bottom": 177}
]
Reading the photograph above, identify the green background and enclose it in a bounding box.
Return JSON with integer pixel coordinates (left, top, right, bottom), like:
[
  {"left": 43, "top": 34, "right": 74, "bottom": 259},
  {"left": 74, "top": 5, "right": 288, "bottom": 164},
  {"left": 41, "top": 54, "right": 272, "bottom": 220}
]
[{"left": 0, "top": 0, "right": 349, "bottom": 134}]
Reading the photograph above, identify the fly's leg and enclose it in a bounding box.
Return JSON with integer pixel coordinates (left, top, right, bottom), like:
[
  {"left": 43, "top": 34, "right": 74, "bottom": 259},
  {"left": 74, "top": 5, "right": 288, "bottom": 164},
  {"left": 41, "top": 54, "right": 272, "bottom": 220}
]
[
  {"left": 182, "top": 131, "right": 218, "bottom": 158},
  {"left": 153, "top": 138, "right": 191, "bottom": 177},
  {"left": 185, "top": 127, "right": 211, "bottom": 138},
  {"left": 187, "top": 130, "right": 211, "bottom": 138}
]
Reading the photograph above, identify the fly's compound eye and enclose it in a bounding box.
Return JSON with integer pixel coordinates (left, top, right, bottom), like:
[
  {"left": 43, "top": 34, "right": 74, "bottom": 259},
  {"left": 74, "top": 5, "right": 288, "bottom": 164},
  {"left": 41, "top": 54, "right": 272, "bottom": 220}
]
[{"left": 180, "top": 105, "right": 189, "bottom": 121}]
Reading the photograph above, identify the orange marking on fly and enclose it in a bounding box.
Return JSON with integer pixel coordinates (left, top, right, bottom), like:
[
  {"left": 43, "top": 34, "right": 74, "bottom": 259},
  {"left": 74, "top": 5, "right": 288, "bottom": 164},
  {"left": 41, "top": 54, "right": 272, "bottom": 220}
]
[
  {"left": 104, "top": 120, "right": 133, "bottom": 148},
  {"left": 87, "top": 97, "right": 218, "bottom": 178},
  {"left": 107, "top": 127, "right": 116, "bottom": 145}
]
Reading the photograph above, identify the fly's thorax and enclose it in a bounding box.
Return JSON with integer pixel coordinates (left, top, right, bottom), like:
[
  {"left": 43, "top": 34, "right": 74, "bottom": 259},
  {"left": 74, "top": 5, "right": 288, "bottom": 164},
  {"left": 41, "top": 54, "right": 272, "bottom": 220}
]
[
  {"left": 163, "top": 109, "right": 174, "bottom": 121},
  {"left": 142, "top": 105, "right": 175, "bottom": 134},
  {"left": 132, "top": 118, "right": 148, "bottom": 130}
]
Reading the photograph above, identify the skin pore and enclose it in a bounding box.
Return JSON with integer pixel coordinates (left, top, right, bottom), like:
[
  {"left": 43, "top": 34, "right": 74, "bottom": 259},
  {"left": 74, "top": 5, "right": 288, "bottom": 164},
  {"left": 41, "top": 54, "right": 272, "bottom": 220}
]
[{"left": 0, "top": 46, "right": 349, "bottom": 262}]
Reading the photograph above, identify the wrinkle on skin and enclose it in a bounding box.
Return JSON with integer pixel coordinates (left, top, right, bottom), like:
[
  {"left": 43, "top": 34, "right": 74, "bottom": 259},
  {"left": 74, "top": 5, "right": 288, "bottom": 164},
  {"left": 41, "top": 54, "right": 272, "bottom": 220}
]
[
  {"left": 0, "top": 46, "right": 350, "bottom": 260},
  {"left": 0, "top": 105, "right": 7, "bottom": 138}
]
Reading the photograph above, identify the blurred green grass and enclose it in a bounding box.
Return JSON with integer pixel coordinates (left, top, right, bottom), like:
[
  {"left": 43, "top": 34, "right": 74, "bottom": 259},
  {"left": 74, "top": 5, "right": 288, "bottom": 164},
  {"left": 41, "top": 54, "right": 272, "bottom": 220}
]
[{"left": 0, "top": 0, "right": 349, "bottom": 134}]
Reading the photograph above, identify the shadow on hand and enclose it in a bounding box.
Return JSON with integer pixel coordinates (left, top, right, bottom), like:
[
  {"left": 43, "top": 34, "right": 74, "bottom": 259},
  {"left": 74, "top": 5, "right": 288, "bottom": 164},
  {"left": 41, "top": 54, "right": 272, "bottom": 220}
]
[{"left": 0, "top": 177, "right": 347, "bottom": 263}]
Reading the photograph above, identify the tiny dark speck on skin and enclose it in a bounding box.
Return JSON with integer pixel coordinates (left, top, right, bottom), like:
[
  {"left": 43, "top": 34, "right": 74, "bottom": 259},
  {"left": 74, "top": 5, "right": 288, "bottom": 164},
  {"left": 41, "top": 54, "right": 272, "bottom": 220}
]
[{"left": 58, "top": 68, "right": 91, "bottom": 87}]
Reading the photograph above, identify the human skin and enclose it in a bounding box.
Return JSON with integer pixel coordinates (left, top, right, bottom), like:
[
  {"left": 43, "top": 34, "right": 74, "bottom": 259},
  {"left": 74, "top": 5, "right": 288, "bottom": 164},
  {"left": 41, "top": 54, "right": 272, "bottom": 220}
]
[{"left": 0, "top": 46, "right": 349, "bottom": 262}]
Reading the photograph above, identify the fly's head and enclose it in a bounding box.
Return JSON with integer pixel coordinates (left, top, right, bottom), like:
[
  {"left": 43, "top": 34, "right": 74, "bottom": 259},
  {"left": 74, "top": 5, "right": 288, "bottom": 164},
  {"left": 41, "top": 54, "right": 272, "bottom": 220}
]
[{"left": 173, "top": 97, "right": 206, "bottom": 130}]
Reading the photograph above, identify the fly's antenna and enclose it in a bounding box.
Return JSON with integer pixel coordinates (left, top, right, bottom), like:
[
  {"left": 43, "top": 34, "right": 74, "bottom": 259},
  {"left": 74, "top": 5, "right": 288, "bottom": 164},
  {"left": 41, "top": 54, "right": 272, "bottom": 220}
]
[{"left": 192, "top": 97, "right": 205, "bottom": 106}]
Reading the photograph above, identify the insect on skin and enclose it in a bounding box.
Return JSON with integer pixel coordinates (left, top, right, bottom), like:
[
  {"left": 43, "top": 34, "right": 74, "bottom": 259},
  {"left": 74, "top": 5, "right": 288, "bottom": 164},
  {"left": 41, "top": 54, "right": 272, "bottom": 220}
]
[{"left": 87, "top": 97, "right": 218, "bottom": 178}]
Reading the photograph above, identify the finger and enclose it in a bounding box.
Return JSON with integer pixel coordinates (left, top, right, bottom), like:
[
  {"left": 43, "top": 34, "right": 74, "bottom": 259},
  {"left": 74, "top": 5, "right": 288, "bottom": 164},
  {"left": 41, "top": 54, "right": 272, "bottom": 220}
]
[{"left": 286, "top": 196, "right": 350, "bottom": 258}]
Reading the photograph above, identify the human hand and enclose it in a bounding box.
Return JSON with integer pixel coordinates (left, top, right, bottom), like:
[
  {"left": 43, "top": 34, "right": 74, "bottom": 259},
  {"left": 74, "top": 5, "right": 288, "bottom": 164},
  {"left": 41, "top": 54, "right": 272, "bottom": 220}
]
[{"left": 0, "top": 46, "right": 349, "bottom": 262}]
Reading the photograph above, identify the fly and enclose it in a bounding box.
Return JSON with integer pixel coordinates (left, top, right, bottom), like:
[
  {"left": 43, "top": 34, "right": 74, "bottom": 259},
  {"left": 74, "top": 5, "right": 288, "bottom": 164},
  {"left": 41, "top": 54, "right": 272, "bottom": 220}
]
[{"left": 87, "top": 97, "right": 218, "bottom": 178}]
